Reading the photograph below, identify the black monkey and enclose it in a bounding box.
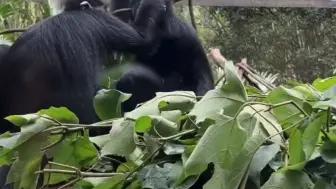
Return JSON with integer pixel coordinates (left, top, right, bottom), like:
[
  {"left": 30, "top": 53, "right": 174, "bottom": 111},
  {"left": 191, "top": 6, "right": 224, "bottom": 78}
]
[
  {"left": 0, "top": 45, "right": 10, "bottom": 60},
  {"left": 48, "top": 0, "right": 108, "bottom": 14},
  {"left": 0, "top": 0, "right": 166, "bottom": 188},
  {"left": 113, "top": 0, "right": 214, "bottom": 112},
  {"left": 0, "top": 0, "right": 166, "bottom": 135}
]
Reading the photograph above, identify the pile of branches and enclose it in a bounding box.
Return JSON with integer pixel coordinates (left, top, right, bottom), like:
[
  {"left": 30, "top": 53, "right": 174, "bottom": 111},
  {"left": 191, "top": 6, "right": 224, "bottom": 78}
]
[{"left": 0, "top": 48, "right": 335, "bottom": 189}]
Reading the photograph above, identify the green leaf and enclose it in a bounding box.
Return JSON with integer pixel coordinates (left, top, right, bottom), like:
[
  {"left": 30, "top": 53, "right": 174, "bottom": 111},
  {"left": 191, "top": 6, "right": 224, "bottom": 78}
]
[
  {"left": 163, "top": 142, "right": 187, "bottom": 155},
  {"left": 204, "top": 135, "right": 266, "bottom": 189},
  {"left": 261, "top": 170, "right": 314, "bottom": 189},
  {"left": 313, "top": 180, "right": 328, "bottom": 189},
  {"left": 126, "top": 91, "right": 196, "bottom": 120},
  {"left": 7, "top": 156, "right": 43, "bottom": 189},
  {"left": 135, "top": 116, "right": 152, "bottom": 133},
  {"left": 135, "top": 115, "right": 178, "bottom": 137},
  {"left": 291, "top": 84, "right": 321, "bottom": 101},
  {"left": 182, "top": 110, "right": 258, "bottom": 179},
  {"left": 189, "top": 61, "right": 247, "bottom": 124},
  {"left": 289, "top": 128, "right": 305, "bottom": 165},
  {"left": 6, "top": 131, "right": 51, "bottom": 188},
  {"left": 38, "top": 107, "right": 79, "bottom": 124},
  {"left": 312, "top": 77, "right": 336, "bottom": 92},
  {"left": 0, "top": 133, "right": 20, "bottom": 149},
  {"left": 288, "top": 112, "right": 326, "bottom": 169},
  {"left": 90, "top": 134, "right": 110, "bottom": 149},
  {"left": 157, "top": 94, "right": 196, "bottom": 112},
  {"left": 137, "top": 163, "right": 184, "bottom": 189},
  {"left": 93, "top": 174, "right": 126, "bottom": 189},
  {"left": 320, "top": 141, "right": 336, "bottom": 163},
  {"left": 101, "top": 119, "right": 136, "bottom": 157},
  {"left": 265, "top": 86, "right": 310, "bottom": 134},
  {"left": 249, "top": 144, "right": 281, "bottom": 188},
  {"left": 45, "top": 133, "right": 98, "bottom": 185},
  {"left": 5, "top": 114, "right": 39, "bottom": 127},
  {"left": 94, "top": 89, "right": 131, "bottom": 120}
]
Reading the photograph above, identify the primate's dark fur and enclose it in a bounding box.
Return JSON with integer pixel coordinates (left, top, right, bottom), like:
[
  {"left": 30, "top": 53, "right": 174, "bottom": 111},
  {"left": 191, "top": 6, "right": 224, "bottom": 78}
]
[
  {"left": 0, "top": 0, "right": 165, "bottom": 135},
  {"left": 114, "top": 0, "right": 214, "bottom": 112},
  {"left": 0, "top": 45, "right": 10, "bottom": 60},
  {"left": 0, "top": 0, "right": 166, "bottom": 188}
]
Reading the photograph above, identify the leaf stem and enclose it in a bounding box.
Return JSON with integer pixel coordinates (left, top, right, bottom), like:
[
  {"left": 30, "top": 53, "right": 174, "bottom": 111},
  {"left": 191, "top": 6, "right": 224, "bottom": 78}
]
[
  {"left": 35, "top": 169, "right": 123, "bottom": 177},
  {"left": 158, "top": 129, "right": 196, "bottom": 141}
]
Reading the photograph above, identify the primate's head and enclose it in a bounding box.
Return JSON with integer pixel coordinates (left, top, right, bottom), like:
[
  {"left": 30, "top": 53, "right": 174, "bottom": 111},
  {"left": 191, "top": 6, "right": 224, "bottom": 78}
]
[{"left": 48, "top": 0, "right": 109, "bottom": 15}]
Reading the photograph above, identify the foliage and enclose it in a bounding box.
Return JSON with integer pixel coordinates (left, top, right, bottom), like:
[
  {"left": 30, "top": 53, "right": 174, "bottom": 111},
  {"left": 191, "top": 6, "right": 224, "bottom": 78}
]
[
  {"left": 1, "top": 60, "right": 336, "bottom": 189},
  {"left": 0, "top": 0, "right": 50, "bottom": 42},
  {"left": 196, "top": 7, "right": 336, "bottom": 83}
]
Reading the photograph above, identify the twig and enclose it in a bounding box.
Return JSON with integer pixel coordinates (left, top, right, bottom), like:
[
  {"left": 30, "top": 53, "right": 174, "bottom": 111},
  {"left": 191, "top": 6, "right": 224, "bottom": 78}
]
[
  {"left": 158, "top": 129, "right": 196, "bottom": 141},
  {"left": 124, "top": 142, "right": 167, "bottom": 181},
  {"left": 58, "top": 178, "right": 80, "bottom": 189},
  {"left": 237, "top": 63, "right": 276, "bottom": 91},
  {"left": 247, "top": 104, "right": 286, "bottom": 143},
  {"left": 321, "top": 129, "right": 330, "bottom": 141},
  {"left": 188, "top": 0, "right": 197, "bottom": 30},
  {"left": 0, "top": 28, "right": 27, "bottom": 35},
  {"left": 48, "top": 162, "right": 79, "bottom": 171},
  {"left": 273, "top": 101, "right": 309, "bottom": 117},
  {"left": 41, "top": 135, "right": 66, "bottom": 151},
  {"left": 35, "top": 169, "right": 123, "bottom": 177},
  {"left": 326, "top": 107, "right": 331, "bottom": 132}
]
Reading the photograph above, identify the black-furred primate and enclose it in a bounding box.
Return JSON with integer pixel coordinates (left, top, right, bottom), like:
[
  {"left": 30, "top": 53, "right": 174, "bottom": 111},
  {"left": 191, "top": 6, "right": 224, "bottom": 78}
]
[
  {"left": 0, "top": 0, "right": 166, "bottom": 188},
  {"left": 111, "top": 1, "right": 214, "bottom": 188},
  {"left": 0, "top": 0, "right": 165, "bottom": 136},
  {"left": 0, "top": 45, "right": 10, "bottom": 60},
  {"left": 113, "top": 0, "right": 214, "bottom": 112}
]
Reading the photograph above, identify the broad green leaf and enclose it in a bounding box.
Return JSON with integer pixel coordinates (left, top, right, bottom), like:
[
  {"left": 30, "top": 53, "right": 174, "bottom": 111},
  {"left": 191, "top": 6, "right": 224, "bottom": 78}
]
[
  {"left": 7, "top": 156, "right": 43, "bottom": 189},
  {"left": 158, "top": 95, "right": 196, "bottom": 112},
  {"left": 38, "top": 107, "right": 79, "bottom": 124},
  {"left": 5, "top": 114, "right": 39, "bottom": 127},
  {"left": 261, "top": 170, "right": 314, "bottom": 189},
  {"left": 204, "top": 135, "right": 266, "bottom": 189},
  {"left": 313, "top": 97, "right": 336, "bottom": 110},
  {"left": 101, "top": 119, "right": 136, "bottom": 157},
  {"left": 312, "top": 77, "right": 336, "bottom": 92},
  {"left": 90, "top": 134, "right": 110, "bottom": 149},
  {"left": 135, "top": 115, "right": 178, "bottom": 137},
  {"left": 265, "top": 86, "right": 310, "bottom": 134},
  {"left": 292, "top": 84, "right": 321, "bottom": 101},
  {"left": 94, "top": 89, "right": 131, "bottom": 120},
  {"left": 116, "top": 161, "right": 137, "bottom": 173},
  {"left": 73, "top": 133, "right": 99, "bottom": 166},
  {"left": 320, "top": 141, "right": 336, "bottom": 163},
  {"left": 45, "top": 133, "right": 98, "bottom": 185},
  {"left": 189, "top": 61, "right": 247, "bottom": 124},
  {"left": 134, "top": 116, "right": 152, "bottom": 133},
  {"left": 93, "top": 174, "right": 126, "bottom": 189},
  {"left": 82, "top": 177, "right": 112, "bottom": 187},
  {"left": 302, "top": 113, "right": 326, "bottom": 161},
  {"left": 6, "top": 131, "right": 51, "bottom": 188},
  {"left": 182, "top": 110, "right": 258, "bottom": 179},
  {"left": 137, "top": 163, "right": 184, "bottom": 189},
  {"left": 125, "top": 180, "right": 142, "bottom": 189},
  {"left": 0, "top": 133, "right": 20, "bottom": 149},
  {"left": 163, "top": 142, "right": 187, "bottom": 155},
  {"left": 313, "top": 180, "right": 328, "bottom": 189},
  {"left": 288, "top": 112, "right": 326, "bottom": 169},
  {"left": 240, "top": 104, "right": 284, "bottom": 144},
  {"left": 126, "top": 91, "right": 196, "bottom": 120},
  {"left": 45, "top": 138, "right": 80, "bottom": 185},
  {"left": 289, "top": 128, "right": 305, "bottom": 165},
  {"left": 249, "top": 144, "right": 281, "bottom": 188}
]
